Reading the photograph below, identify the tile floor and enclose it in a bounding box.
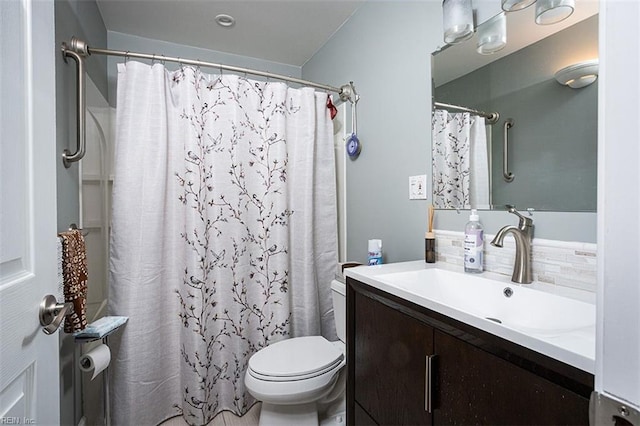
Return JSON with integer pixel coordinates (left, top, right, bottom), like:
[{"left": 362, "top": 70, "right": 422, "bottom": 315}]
[{"left": 159, "top": 403, "right": 261, "bottom": 426}]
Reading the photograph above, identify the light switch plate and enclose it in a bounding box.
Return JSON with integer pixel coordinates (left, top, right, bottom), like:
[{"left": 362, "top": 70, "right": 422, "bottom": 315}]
[{"left": 409, "top": 175, "right": 427, "bottom": 200}]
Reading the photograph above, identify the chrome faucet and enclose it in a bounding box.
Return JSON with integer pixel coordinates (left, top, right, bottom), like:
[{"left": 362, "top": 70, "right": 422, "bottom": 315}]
[{"left": 490, "top": 207, "right": 534, "bottom": 284}]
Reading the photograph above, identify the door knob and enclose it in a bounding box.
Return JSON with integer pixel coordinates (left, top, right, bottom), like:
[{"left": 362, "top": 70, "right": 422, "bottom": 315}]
[{"left": 39, "top": 294, "right": 73, "bottom": 334}]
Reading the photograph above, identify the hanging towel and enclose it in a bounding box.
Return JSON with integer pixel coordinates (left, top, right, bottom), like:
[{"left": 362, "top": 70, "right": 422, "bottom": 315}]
[
  {"left": 326, "top": 95, "right": 338, "bottom": 120},
  {"left": 56, "top": 237, "right": 65, "bottom": 303},
  {"left": 59, "top": 229, "right": 88, "bottom": 333}
]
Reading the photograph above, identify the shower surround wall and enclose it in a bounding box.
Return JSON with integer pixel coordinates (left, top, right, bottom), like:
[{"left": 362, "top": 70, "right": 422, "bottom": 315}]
[{"left": 79, "top": 77, "right": 113, "bottom": 426}]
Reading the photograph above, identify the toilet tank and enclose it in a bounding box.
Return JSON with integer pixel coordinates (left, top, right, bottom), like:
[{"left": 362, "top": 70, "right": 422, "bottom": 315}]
[{"left": 331, "top": 280, "right": 347, "bottom": 342}]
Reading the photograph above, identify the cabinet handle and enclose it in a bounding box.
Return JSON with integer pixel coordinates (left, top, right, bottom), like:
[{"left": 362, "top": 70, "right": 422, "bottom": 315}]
[{"left": 425, "top": 354, "right": 437, "bottom": 413}]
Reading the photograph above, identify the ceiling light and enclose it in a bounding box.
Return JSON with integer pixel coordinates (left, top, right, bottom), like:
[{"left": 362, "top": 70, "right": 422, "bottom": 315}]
[
  {"left": 215, "top": 14, "right": 236, "bottom": 28},
  {"left": 501, "top": 0, "right": 536, "bottom": 12},
  {"left": 535, "top": 0, "right": 575, "bottom": 25},
  {"left": 554, "top": 60, "right": 599, "bottom": 89},
  {"left": 443, "top": 0, "right": 474, "bottom": 45}
]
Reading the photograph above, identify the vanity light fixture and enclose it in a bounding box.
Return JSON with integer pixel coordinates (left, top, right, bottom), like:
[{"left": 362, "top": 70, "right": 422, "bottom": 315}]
[
  {"left": 477, "top": 12, "right": 507, "bottom": 55},
  {"left": 215, "top": 14, "right": 236, "bottom": 28},
  {"left": 450, "top": 0, "right": 577, "bottom": 52},
  {"left": 554, "top": 60, "right": 599, "bottom": 89},
  {"left": 535, "top": 0, "right": 575, "bottom": 25},
  {"left": 443, "top": 0, "right": 474, "bottom": 45},
  {"left": 501, "top": 0, "right": 536, "bottom": 12}
]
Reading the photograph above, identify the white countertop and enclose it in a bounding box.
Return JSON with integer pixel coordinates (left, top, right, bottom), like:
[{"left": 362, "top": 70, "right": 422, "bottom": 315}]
[{"left": 345, "top": 260, "right": 596, "bottom": 374}]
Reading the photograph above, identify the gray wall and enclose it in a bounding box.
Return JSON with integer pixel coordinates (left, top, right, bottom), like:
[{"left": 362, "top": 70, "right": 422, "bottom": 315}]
[
  {"left": 303, "top": 1, "right": 596, "bottom": 266},
  {"left": 303, "top": 1, "right": 439, "bottom": 264},
  {"left": 106, "top": 31, "right": 302, "bottom": 106},
  {"left": 435, "top": 17, "right": 598, "bottom": 212},
  {"left": 55, "top": 2, "right": 108, "bottom": 425}
]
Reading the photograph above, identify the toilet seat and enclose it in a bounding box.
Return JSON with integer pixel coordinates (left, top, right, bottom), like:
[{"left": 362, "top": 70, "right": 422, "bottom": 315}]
[
  {"left": 244, "top": 337, "right": 346, "bottom": 406},
  {"left": 248, "top": 336, "right": 344, "bottom": 382}
]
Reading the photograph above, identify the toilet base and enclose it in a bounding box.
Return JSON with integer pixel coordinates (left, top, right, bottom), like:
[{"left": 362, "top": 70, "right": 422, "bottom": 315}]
[
  {"left": 258, "top": 402, "right": 319, "bottom": 426},
  {"left": 319, "top": 411, "right": 346, "bottom": 426}
]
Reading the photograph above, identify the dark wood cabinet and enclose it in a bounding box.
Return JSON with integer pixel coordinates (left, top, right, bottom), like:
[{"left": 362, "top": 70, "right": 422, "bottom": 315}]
[
  {"left": 434, "top": 329, "right": 589, "bottom": 425},
  {"left": 347, "top": 277, "right": 593, "bottom": 426},
  {"left": 354, "top": 291, "right": 433, "bottom": 425}
]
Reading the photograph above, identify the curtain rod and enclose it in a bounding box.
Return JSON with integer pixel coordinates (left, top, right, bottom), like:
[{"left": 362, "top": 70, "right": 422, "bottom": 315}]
[
  {"left": 434, "top": 101, "right": 499, "bottom": 124},
  {"left": 60, "top": 37, "right": 357, "bottom": 168},
  {"left": 63, "top": 37, "right": 354, "bottom": 102}
]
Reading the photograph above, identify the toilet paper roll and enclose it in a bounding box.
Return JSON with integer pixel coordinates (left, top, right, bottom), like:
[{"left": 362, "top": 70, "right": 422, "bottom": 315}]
[{"left": 79, "top": 344, "right": 111, "bottom": 380}]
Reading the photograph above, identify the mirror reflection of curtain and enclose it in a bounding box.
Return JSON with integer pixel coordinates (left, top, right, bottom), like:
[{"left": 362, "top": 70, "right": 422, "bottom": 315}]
[{"left": 432, "top": 109, "right": 489, "bottom": 209}]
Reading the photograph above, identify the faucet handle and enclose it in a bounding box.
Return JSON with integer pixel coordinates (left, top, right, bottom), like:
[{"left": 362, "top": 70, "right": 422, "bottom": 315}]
[{"left": 506, "top": 206, "right": 533, "bottom": 228}]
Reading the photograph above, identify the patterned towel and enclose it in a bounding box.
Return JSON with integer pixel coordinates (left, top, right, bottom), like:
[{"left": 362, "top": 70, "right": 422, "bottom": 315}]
[
  {"left": 56, "top": 238, "right": 64, "bottom": 302},
  {"left": 59, "top": 229, "right": 88, "bottom": 333}
]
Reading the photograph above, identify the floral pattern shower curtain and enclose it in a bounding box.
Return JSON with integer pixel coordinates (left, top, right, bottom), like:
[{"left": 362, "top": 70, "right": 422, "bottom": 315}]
[
  {"left": 432, "top": 109, "right": 489, "bottom": 209},
  {"left": 109, "top": 62, "right": 338, "bottom": 426}
]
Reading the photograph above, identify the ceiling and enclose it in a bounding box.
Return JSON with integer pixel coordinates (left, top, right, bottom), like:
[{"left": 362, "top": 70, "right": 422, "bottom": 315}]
[{"left": 96, "top": 0, "right": 365, "bottom": 67}]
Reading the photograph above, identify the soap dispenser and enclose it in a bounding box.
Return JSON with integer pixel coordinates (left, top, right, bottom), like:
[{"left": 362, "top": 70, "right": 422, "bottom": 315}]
[{"left": 464, "top": 209, "right": 484, "bottom": 273}]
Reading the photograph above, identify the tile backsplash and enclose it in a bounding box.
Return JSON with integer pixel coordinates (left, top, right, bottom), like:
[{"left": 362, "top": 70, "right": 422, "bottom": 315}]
[{"left": 434, "top": 230, "right": 597, "bottom": 293}]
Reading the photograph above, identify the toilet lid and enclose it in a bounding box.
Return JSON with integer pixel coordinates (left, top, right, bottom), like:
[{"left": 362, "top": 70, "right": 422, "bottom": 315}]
[{"left": 248, "top": 336, "right": 344, "bottom": 379}]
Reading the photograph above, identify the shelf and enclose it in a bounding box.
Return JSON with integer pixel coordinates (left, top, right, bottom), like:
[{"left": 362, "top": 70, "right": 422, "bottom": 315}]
[{"left": 74, "top": 316, "right": 128, "bottom": 343}]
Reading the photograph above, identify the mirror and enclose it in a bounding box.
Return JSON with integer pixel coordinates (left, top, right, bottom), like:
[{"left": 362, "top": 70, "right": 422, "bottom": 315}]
[{"left": 432, "top": 3, "right": 598, "bottom": 212}]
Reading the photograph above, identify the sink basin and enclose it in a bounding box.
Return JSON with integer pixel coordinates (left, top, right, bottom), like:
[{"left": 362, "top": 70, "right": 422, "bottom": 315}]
[
  {"left": 345, "top": 261, "right": 596, "bottom": 373},
  {"left": 378, "top": 268, "right": 595, "bottom": 336}
]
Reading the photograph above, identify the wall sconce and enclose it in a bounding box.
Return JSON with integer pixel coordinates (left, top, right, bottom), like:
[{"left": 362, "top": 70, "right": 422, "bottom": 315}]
[
  {"left": 535, "top": 0, "right": 575, "bottom": 25},
  {"left": 443, "top": 0, "right": 474, "bottom": 44},
  {"left": 554, "top": 60, "right": 599, "bottom": 88},
  {"left": 477, "top": 12, "right": 507, "bottom": 55}
]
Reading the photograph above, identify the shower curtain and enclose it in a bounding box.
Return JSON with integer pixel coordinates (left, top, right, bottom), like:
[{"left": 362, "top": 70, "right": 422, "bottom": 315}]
[
  {"left": 109, "top": 61, "right": 338, "bottom": 426},
  {"left": 432, "top": 109, "right": 489, "bottom": 209}
]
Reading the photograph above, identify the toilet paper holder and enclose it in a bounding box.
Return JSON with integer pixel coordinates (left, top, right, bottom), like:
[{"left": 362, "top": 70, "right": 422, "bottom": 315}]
[{"left": 75, "top": 316, "right": 127, "bottom": 426}]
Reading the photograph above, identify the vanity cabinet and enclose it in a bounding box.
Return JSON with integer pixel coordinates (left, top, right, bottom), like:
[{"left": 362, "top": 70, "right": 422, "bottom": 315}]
[
  {"left": 347, "top": 277, "right": 593, "bottom": 426},
  {"left": 353, "top": 288, "right": 434, "bottom": 425}
]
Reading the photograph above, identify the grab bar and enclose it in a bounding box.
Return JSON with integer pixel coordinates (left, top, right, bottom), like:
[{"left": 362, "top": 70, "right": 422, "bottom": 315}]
[
  {"left": 502, "top": 119, "right": 514, "bottom": 182},
  {"left": 61, "top": 42, "right": 86, "bottom": 168}
]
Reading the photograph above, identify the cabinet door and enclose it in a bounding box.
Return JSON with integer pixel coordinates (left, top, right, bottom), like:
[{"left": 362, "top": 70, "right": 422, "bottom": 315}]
[
  {"left": 354, "top": 292, "right": 434, "bottom": 425},
  {"left": 434, "top": 330, "right": 589, "bottom": 425}
]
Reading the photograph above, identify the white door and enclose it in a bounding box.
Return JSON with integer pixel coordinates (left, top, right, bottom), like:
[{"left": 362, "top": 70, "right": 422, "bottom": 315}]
[
  {"left": 0, "top": 0, "right": 60, "bottom": 424},
  {"left": 594, "top": 0, "right": 640, "bottom": 423}
]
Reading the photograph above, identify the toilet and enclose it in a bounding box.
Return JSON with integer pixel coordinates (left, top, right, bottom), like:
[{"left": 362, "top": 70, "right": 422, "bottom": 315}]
[{"left": 245, "top": 279, "right": 347, "bottom": 426}]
